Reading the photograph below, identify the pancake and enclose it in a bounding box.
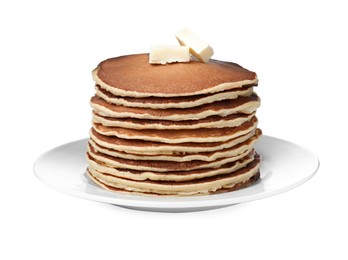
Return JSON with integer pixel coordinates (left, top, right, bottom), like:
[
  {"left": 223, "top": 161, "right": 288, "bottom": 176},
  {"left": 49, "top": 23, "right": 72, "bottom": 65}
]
[
  {"left": 87, "top": 153, "right": 260, "bottom": 196},
  {"left": 90, "top": 128, "right": 260, "bottom": 155},
  {"left": 92, "top": 111, "right": 255, "bottom": 130},
  {"left": 88, "top": 130, "right": 261, "bottom": 162},
  {"left": 93, "top": 54, "right": 258, "bottom": 98},
  {"left": 92, "top": 116, "right": 258, "bottom": 144},
  {"left": 90, "top": 93, "right": 260, "bottom": 121},
  {"left": 88, "top": 170, "right": 260, "bottom": 196},
  {"left": 86, "top": 152, "right": 255, "bottom": 181},
  {"left": 87, "top": 144, "right": 254, "bottom": 172},
  {"left": 95, "top": 84, "right": 254, "bottom": 109}
]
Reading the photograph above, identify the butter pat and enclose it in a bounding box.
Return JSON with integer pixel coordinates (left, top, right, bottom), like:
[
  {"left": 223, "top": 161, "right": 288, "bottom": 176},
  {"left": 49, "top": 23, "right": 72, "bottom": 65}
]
[
  {"left": 175, "top": 28, "right": 214, "bottom": 63},
  {"left": 149, "top": 45, "right": 190, "bottom": 64}
]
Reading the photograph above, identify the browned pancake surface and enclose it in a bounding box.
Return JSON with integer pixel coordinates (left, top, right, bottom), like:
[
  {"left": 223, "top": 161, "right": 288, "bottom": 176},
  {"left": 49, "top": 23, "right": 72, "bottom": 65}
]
[
  {"left": 95, "top": 85, "right": 255, "bottom": 105},
  {"left": 93, "top": 116, "right": 257, "bottom": 141},
  {"left": 88, "top": 170, "right": 260, "bottom": 195},
  {"left": 88, "top": 144, "right": 254, "bottom": 172},
  {"left": 93, "top": 111, "right": 254, "bottom": 128},
  {"left": 87, "top": 152, "right": 254, "bottom": 178},
  {"left": 90, "top": 93, "right": 259, "bottom": 118},
  {"left": 95, "top": 54, "right": 257, "bottom": 96},
  {"left": 90, "top": 128, "right": 261, "bottom": 150}
]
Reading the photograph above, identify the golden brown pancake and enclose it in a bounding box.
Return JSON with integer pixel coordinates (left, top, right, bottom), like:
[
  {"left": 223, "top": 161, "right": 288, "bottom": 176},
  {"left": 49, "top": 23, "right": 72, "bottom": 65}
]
[
  {"left": 93, "top": 53, "right": 258, "bottom": 97},
  {"left": 90, "top": 93, "right": 260, "bottom": 121},
  {"left": 90, "top": 128, "right": 261, "bottom": 155},
  {"left": 88, "top": 170, "right": 260, "bottom": 196},
  {"left": 95, "top": 84, "right": 254, "bottom": 109},
  {"left": 92, "top": 111, "right": 255, "bottom": 130},
  {"left": 92, "top": 116, "right": 258, "bottom": 144}
]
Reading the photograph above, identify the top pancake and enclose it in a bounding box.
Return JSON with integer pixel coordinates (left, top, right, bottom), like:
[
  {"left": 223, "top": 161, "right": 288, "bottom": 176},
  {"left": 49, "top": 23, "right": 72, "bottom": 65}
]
[{"left": 93, "top": 54, "right": 258, "bottom": 97}]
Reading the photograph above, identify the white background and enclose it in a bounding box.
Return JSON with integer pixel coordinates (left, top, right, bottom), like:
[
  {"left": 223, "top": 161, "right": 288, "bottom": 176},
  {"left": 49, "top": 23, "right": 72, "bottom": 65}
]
[{"left": 1, "top": 0, "right": 347, "bottom": 259}]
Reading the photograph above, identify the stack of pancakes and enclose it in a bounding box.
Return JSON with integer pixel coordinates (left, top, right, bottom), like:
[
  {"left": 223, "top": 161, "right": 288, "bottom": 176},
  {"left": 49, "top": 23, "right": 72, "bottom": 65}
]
[{"left": 87, "top": 54, "right": 262, "bottom": 196}]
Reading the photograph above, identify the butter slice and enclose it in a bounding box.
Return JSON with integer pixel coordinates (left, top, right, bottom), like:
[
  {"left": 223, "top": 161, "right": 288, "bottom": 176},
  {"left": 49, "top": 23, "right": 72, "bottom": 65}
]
[
  {"left": 149, "top": 45, "right": 190, "bottom": 64},
  {"left": 175, "top": 28, "right": 214, "bottom": 63}
]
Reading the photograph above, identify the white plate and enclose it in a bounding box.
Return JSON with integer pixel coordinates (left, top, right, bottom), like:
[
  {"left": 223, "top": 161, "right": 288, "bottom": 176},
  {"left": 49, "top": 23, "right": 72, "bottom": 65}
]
[{"left": 34, "top": 136, "right": 319, "bottom": 212}]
